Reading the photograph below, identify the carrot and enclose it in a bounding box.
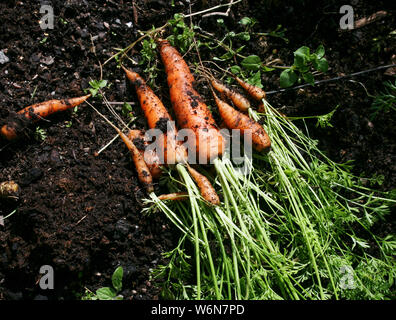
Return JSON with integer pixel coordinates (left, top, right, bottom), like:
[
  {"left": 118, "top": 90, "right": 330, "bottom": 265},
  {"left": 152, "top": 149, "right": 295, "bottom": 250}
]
[
  {"left": 211, "top": 79, "right": 251, "bottom": 112},
  {"left": 116, "top": 128, "right": 154, "bottom": 193},
  {"left": 128, "top": 129, "right": 162, "bottom": 179},
  {"left": 122, "top": 66, "right": 187, "bottom": 165},
  {"left": 187, "top": 165, "right": 220, "bottom": 206},
  {"left": 1, "top": 95, "right": 91, "bottom": 141},
  {"left": 234, "top": 76, "right": 266, "bottom": 101},
  {"left": 158, "top": 39, "right": 225, "bottom": 163},
  {"left": 158, "top": 192, "right": 188, "bottom": 201},
  {"left": 87, "top": 102, "right": 154, "bottom": 193},
  {"left": 212, "top": 92, "right": 271, "bottom": 152}
]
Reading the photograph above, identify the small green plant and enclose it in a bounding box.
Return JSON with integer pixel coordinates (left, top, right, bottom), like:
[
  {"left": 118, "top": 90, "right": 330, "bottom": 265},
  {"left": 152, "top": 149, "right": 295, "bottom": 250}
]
[
  {"left": 34, "top": 127, "right": 47, "bottom": 141},
  {"left": 139, "top": 37, "right": 160, "bottom": 86},
  {"left": 121, "top": 102, "right": 136, "bottom": 121},
  {"left": 82, "top": 266, "right": 124, "bottom": 300},
  {"left": 261, "top": 24, "right": 289, "bottom": 43},
  {"left": 59, "top": 17, "right": 68, "bottom": 25},
  {"left": 280, "top": 45, "right": 328, "bottom": 88},
  {"left": 315, "top": 105, "right": 339, "bottom": 128},
  {"left": 167, "top": 14, "right": 195, "bottom": 53},
  {"left": 87, "top": 79, "right": 108, "bottom": 97},
  {"left": 370, "top": 78, "right": 396, "bottom": 120}
]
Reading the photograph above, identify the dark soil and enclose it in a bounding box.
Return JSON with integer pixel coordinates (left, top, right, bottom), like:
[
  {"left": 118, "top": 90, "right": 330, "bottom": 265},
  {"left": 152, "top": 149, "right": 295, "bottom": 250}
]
[{"left": 0, "top": 0, "right": 395, "bottom": 300}]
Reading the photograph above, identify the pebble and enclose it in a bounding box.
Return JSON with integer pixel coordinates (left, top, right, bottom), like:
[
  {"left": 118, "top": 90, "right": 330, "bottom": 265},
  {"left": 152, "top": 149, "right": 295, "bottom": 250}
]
[
  {"left": 126, "top": 22, "right": 133, "bottom": 28},
  {"left": 40, "top": 56, "right": 54, "bottom": 65},
  {"left": 0, "top": 50, "right": 10, "bottom": 64},
  {"left": 123, "top": 264, "right": 138, "bottom": 281},
  {"left": 114, "top": 219, "right": 130, "bottom": 238},
  {"left": 20, "top": 167, "right": 43, "bottom": 186}
]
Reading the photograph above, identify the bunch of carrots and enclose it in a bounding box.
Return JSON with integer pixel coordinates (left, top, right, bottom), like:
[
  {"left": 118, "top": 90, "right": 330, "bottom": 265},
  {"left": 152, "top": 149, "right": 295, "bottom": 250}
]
[
  {"left": 117, "top": 39, "right": 271, "bottom": 204},
  {"left": 0, "top": 39, "right": 270, "bottom": 206}
]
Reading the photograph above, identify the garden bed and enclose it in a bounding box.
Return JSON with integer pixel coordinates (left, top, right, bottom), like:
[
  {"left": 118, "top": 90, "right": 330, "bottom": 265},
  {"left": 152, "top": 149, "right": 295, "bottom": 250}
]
[{"left": 0, "top": 0, "right": 394, "bottom": 300}]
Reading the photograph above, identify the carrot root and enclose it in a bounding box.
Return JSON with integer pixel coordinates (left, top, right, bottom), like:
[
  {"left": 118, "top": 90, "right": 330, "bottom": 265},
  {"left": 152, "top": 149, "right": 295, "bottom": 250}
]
[
  {"left": 158, "top": 39, "right": 225, "bottom": 162},
  {"left": 211, "top": 79, "right": 251, "bottom": 112},
  {"left": 235, "top": 76, "right": 266, "bottom": 101},
  {"left": 158, "top": 192, "right": 188, "bottom": 201},
  {"left": 118, "top": 129, "right": 154, "bottom": 193},
  {"left": 213, "top": 93, "right": 271, "bottom": 152},
  {"left": 128, "top": 129, "right": 163, "bottom": 179},
  {"left": 187, "top": 165, "right": 220, "bottom": 206},
  {"left": 1, "top": 94, "right": 91, "bottom": 141}
]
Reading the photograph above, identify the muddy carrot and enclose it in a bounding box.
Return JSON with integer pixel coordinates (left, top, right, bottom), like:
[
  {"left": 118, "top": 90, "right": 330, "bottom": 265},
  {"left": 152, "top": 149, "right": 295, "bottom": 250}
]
[
  {"left": 128, "top": 129, "right": 162, "bottom": 179},
  {"left": 187, "top": 165, "right": 220, "bottom": 205},
  {"left": 211, "top": 79, "right": 251, "bottom": 112},
  {"left": 234, "top": 76, "right": 266, "bottom": 101},
  {"left": 122, "top": 66, "right": 187, "bottom": 165},
  {"left": 158, "top": 39, "right": 225, "bottom": 163},
  {"left": 213, "top": 92, "right": 271, "bottom": 152},
  {"left": 117, "top": 128, "right": 154, "bottom": 193},
  {"left": 1, "top": 94, "right": 91, "bottom": 141}
]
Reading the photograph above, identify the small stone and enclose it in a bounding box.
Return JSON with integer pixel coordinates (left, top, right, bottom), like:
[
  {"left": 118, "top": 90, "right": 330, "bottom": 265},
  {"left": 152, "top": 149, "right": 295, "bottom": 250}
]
[
  {"left": 40, "top": 56, "right": 54, "bottom": 65},
  {"left": 20, "top": 167, "right": 43, "bottom": 186},
  {"left": 0, "top": 50, "right": 10, "bottom": 64},
  {"left": 126, "top": 22, "right": 133, "bottom": 28},
  {"left": 114, "top": 219, "right": 130, "bottom": 239}
]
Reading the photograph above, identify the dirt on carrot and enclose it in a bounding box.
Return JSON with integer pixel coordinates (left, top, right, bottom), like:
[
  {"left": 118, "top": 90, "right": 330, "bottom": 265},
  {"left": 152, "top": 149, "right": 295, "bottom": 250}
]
[
  {"left": 1, "top": 95, "right": 91, "bottom": 141},
  {"left": 213, "top": 92, "right": 271, "bottom": 152},
  {"left": 211, "top": 79, "right": 251, "bottom": 112},
  {"left": 158, "top": 39, "right": 225, "bottom": 163}
]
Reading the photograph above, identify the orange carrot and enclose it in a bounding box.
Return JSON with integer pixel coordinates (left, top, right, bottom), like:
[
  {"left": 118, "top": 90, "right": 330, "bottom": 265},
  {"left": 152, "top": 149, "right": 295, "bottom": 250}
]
[
  {"left": 213, "top": 92, "right": 271, "bottom": 152},
  {"left": 211, "top": 79, "right": 251, "bottom": 112},
  {"left": 117, "top": 128, "right": 154, "bottom": 193},
  {"left": 1, "top": 94, "right": 91, "bottom": 141},
  {"left": 187, "top": 165, "right": 220, "bottom": 205},
  {"left": 158, "top": 192, "right": 188, "bottom": 201},
  {"left": 122, "top": 66, "right": 187, "bottom": 165},
  {"left": 158, "top": 39, "right": 225, "bottom": 163},
  {"left": 234, "top": 76, "right": 266, "bottom": 101},
  {"left": 128, "top": 129, "right": 162, "bottom": 179}
]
